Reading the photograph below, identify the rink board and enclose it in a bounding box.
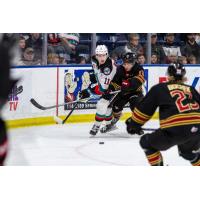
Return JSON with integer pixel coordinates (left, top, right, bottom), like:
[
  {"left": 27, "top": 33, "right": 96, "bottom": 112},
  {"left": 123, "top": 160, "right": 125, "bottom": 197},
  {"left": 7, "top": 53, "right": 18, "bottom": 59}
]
[{"left": 3, "top": 64, "right": 200, "bottom": 128}]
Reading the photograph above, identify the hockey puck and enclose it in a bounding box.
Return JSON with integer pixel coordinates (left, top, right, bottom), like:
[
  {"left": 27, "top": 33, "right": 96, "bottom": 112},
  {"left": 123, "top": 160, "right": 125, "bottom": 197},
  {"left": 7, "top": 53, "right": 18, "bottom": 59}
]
[{"left": 99, "top": 141, "right": 104, "bottom": 144}]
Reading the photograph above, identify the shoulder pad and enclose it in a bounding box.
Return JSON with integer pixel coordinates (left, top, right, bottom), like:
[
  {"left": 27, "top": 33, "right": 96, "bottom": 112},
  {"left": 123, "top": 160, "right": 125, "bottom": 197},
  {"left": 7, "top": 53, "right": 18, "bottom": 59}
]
[{"left": 100, "top": 58, "right": 113, "bottom": 75}]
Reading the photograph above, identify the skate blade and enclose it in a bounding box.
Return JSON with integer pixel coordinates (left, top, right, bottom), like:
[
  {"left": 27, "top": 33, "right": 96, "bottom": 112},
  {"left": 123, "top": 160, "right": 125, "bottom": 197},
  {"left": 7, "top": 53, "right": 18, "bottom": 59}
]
[
  {"left": 100, "top": 126, "right": 118, "bottom": 134},
  {"left": 89, "top": 134, "right": 97, "bottom": 138}
]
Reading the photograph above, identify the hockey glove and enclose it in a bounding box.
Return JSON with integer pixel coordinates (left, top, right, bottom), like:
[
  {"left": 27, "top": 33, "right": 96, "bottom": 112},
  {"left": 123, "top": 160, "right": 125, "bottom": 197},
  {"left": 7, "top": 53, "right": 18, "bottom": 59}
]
[
  {"left": 79, "top": 89, "right": 91, "bottom": 99},
  {"left": 102, "top": 90, "right": 113, "bottom": 101},
  {"left": 125, "top": 117, "right": 144, "bottom": 135},
  {"left": 121, "top": 80, "right": 131, "bottom": 94}
]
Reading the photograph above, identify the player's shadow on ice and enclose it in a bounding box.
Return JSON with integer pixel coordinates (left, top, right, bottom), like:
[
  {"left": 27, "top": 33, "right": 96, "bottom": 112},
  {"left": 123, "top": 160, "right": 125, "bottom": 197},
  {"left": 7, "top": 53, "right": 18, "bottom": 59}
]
[{"left": 90, "top": 132, "right": 140, "bottom": 139}]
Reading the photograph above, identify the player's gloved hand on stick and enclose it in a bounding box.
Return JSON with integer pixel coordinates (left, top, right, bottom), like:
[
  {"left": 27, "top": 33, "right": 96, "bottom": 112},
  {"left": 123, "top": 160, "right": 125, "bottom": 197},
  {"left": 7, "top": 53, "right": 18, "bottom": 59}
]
[
  {"left": 79, "top": 89, "right": 90, "bottom": 99},
  {"left": 103, "top": 89, "right": 111, "bottom": 95},
  {"left": 121, "top": 80, "right": 131, "bottom": 94},
  {"left": 125, "top": 117, "right": 144, "bottom": 135},
  {"left": 102, "top": 89, "right": 113, "bottom": 101}
]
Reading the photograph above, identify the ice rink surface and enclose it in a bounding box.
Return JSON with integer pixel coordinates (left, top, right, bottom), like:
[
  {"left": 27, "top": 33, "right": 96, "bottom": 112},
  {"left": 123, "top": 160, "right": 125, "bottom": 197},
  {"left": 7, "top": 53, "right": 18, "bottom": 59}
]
[{"left": 6, "top": 120, "right": 190, "bottom": 166}]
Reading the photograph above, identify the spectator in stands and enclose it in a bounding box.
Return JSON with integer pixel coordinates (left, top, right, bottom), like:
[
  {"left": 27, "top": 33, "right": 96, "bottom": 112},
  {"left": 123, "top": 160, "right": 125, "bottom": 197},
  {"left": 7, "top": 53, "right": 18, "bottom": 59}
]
[
  {"left": 17, "top": 35, "right": 27, "bottom": 63},
  {"left": 60, "top": 33, "right": 79, "bottom": 51},
  {"left": 77, "top": 55, "right": 87, "bottom": 64},
  {"left": 59, "top": 33, "right": 80, "bottom": 63},
  {"left": 111, "top": 33, "right": 143, "bottom": 60},
  {"left": 47, "top": 53, "right": 60, "bottom": 65},
  {"left": 166, "top": 50, "right": 178, "bottom": 64},
  {"left": 181, "top": 33, "right": 200, "bottom": 63},
  {"left": 151, "top": 53, "right": 159, "bottom": 64},
  {"left": 188, "top": 55, "right": 197, "bottom": 64},
  {"left": 52, "top": 54, "right": 60, "bottom": 65},
  {"left": 48, "top": 33, "right": 66, "bottom": 59},
  {"left": 47, "top": 53, "right": 53, "bottom": 64},
  {"left": 59, "top": 53, "right": 67, "bottom": 65},
  {"left": 17, "top": 47, "right": 41, "bottom": 66},
  {"left": 195, "top": 33, "right": 200, "bottom": 46},
  {"left": 75, "top": 44, "right": 90, "bottom": 64},
  {"left": 26, "top": 33, "right": 43, "bottom": 60},
  {"left": 137, "top": 54, "right": 146, "bottom": 65},
  {"left": 162, "top": 33, "right": 181, "bottom": 63},
  {"left": 144, "top": 34, "right": 164, "bottom": 63},
  {"left": 178, "top": 56, "right": 188, "bottom": 65},
  {"left": 18, "top": 36, "right": 26, "bottom": 53}
]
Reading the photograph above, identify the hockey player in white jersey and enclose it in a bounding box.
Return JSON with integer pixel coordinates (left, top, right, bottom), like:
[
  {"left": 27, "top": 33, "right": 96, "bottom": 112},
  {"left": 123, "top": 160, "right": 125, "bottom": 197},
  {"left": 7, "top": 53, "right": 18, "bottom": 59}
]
[{"left": 79, "top": 45, "right": 117, "bottom": 135}]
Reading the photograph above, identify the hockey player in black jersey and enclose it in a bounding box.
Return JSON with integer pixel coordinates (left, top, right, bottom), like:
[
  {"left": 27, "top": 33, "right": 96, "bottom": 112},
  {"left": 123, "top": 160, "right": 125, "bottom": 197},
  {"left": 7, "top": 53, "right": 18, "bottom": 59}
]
[
  {"left": 100, "top": 52, "right": 145, "bottom": 133},
  {"left": 126, "top": 63, "right": 200, "bottom": 166},
  {"left": 0, "top": 34, "right": 18, "bottom": 165}
]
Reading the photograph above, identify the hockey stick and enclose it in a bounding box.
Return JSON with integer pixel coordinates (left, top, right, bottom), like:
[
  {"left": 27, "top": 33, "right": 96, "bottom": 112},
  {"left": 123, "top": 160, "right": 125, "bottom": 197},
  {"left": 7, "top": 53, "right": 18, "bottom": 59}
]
[
  {"left": 108, "top": 90, "right": 121, "bottom": 107},
  {"left": 30, "top": 97, "right": 90, "bottom": 110},
  {"left": 53, "top": 90, "right": 121, "bottom": 124},
  {"left": 54, "top": 97, "right": 91, "bottom": 124},
  {"left": 142, "top": 128, "right": 156, "bottom": 131},
  {"left": 30, "top": 90, "right": 120, "bottom": 111},
  {"left": 54, "top": 101, "right": 79, "bottom": 124}
]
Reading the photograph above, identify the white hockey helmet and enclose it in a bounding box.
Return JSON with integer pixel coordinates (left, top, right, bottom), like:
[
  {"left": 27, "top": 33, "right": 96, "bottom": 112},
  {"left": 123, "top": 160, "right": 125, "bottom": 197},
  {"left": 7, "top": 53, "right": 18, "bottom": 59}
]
[{"left": 95, "top": 45, "right": 108, "bottom": 55}]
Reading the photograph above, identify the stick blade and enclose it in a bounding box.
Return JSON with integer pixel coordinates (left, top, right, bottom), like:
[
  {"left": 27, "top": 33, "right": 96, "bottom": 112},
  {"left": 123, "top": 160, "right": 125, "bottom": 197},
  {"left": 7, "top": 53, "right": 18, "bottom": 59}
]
[
  {"left": 30, "top": 98, "right": 46, "bottom": 110},
  {"left": 53, "top": 115, "right": 63, "bottom": 124}
]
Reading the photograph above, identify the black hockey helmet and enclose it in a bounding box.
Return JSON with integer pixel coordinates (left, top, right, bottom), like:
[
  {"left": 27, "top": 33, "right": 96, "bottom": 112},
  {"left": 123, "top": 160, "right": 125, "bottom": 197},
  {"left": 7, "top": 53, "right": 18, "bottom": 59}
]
[
  {"left": 122, "top": 52, "right": 136, "bottom": 64},
  {"left": 167, "top": 63, "right": 186, "bottom": 80}
]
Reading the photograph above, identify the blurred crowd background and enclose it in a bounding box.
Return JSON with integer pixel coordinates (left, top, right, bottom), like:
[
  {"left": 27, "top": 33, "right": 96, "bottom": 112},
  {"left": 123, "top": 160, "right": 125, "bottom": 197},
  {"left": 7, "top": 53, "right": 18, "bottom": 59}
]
[{"left": 15, "top": 33, "right": 200, "bottom": 65}]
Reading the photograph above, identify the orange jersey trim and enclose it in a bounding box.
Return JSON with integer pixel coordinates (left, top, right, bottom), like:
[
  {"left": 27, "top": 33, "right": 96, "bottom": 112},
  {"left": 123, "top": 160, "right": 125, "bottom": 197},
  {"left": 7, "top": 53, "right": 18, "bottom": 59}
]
[
  {"left": 132, "top": 108, "right": 151, "bottom": 125},
  {"left": 160, "top": 113, "right": 200, "bottom": 129}
]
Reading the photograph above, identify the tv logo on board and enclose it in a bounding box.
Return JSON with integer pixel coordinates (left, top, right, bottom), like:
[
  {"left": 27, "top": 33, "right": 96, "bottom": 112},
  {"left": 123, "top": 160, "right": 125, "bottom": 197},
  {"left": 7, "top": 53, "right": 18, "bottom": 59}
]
[{"left": 8, "top": 85, "right": 23, "bottom": 111}]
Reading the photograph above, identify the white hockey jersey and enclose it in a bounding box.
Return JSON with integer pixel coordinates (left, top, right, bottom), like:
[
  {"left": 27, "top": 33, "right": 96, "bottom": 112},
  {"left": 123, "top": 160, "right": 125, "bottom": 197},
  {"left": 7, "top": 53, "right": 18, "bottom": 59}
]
[{"left": 91, "top": 57, "right": 117, "bottom": 92}]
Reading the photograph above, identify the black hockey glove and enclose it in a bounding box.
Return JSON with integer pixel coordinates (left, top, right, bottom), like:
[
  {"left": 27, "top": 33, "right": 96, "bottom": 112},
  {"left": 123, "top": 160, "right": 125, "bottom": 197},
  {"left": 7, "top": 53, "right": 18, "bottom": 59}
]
[
  {"left": 125, "top": 117, "right": 144, "bottom": 135},
  {"left": 102, "top": 90, "right": 113, "bottom": 101},
  {"left": 121, "top": 80, "right": 131, "bottom": 95},
  {"left": 79, "top": 89, "right": 91, "bottom": 99}
]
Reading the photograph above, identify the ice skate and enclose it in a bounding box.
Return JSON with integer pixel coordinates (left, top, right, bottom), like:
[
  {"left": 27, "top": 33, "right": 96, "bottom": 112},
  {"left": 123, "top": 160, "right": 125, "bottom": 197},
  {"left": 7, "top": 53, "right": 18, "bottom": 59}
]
[
  {"left": 89, "top": 124, "right": 100, "bottom": 136},
  {"left": 100, "top": 123, "right": 118, "bottom": 133}
]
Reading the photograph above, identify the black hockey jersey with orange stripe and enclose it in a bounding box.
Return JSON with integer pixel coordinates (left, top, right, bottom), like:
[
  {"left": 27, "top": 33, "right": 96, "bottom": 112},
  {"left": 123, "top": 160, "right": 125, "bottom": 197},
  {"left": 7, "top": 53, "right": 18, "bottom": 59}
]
[
  {"left": 131, "top": 81, "right": 200, "bottom": 129},
  {"left": 110, "top": 62, "right": 145, "bottom": 94}
]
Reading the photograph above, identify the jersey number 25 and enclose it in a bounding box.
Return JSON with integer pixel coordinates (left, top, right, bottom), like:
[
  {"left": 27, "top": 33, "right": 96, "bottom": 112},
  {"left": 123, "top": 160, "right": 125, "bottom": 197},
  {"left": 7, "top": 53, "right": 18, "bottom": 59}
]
[{"left": 170, "top": 90, "right": 200, "bottom": 113}]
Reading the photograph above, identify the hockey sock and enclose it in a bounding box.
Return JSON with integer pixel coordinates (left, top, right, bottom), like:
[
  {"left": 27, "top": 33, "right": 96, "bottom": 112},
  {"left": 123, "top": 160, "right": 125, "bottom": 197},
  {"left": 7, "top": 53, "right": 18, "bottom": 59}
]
[
  {"left": 95, "top": 98, "right": 110, "bottom": 126},
  {"left": 145, "top": 149, "right": 163, "bottom": 166},
  {"left": 105, "top": 108, "right": 113, "bottom": 125},
  {"left": 105, "top": 115, "right": 112, "bottom": 125},
  {"left": 110, "top": 111, "right": 122, "bottom": 125},
  {"left": 0, "top": 140, "right": 8, "bottom": 166},
  {"left": 191, "top": 156, "right": 200, "bottom": 166},
  {"left": 94, "top": 113, "right": 105, "bottom": 127},
  {"left": 0, "top": 153, "right": 7, "bottom": 166},
  {"left": 113, "top": 111, "right": 122, "bottom": 120},
  {"left": 191, "top": 159, "right": 200, "bottom": 166},
  {"left": 0, "top": 119, "right": 8, "bottom": 166}
]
